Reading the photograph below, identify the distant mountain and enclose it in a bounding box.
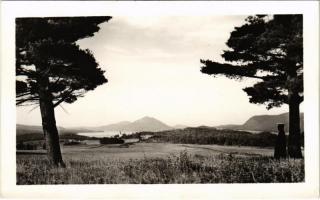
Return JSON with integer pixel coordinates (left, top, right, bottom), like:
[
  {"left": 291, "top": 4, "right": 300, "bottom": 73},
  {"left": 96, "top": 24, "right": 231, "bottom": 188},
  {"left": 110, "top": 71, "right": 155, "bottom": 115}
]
[
  {"left": 16, "top": 116, "right": 173, "bottom": 135},
  {"left": 17, "top": 124, "right": 68, "bottom": 135},
  {"left": 100, "top": 116, "right": 172, "bottom": 132},
  {"left": 130, "top": 116, "right": 172, "bottom": 132},
  {"left": 97, "top": 121, "right": 131, "bottom": 131},
  {"left": 17, "top": 124, "right": 43, "bottom": 135},
  {"left": 18, "top": 113, "right": 302, "bottom": 135},
  {"left": 16, "top": 124, "right": 95, "bottom": 135},
  {"left": 243, "top": 112, "right": 304, "bottom": 132},
  {"left": 215, "top": 124, "right": 242, "bottom": 130},
  {"left": 217, "top": 112, "right": 304, "bottom": 132},
  {"left": 173, "top": 124, "right": 188, "bottom": 129},
  {"left": 197, "top": 125, "right": 214, "bottom": 129}
]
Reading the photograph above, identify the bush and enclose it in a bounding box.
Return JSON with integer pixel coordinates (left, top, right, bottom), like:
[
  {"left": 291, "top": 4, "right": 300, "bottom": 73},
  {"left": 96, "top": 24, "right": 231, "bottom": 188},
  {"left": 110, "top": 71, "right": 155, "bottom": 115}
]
[{"left": 99, "top": 137, "right": 124, "bottom": 144}]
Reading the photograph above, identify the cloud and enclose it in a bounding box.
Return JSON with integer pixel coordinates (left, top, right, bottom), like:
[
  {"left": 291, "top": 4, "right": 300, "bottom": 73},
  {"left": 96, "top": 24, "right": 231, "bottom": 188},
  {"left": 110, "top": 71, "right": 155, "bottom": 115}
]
[{"left": 78, "top": 16, "right": 248, "bottom": 63}]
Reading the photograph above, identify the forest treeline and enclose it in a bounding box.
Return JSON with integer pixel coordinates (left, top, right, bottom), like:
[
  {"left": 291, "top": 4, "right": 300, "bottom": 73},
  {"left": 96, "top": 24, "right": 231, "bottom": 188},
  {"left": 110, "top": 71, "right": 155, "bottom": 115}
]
[
  {"left": 137, "top": 127, "right": 304, "bottom": 148},
  {"left": 17, "top": 127, "right": 304, "bottom": 149}
]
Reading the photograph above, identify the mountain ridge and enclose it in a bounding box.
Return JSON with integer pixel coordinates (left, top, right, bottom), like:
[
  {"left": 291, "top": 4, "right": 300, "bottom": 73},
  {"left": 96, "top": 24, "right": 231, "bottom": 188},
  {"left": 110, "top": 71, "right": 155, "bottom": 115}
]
[
  {"left": 217, "top": 112, "right": 304, "bottom": 132},
  {"left": 101, "top": 116, "right": 172, "bottom": 132},
  {"left": 16, "top": 116, "right": 177, "bottom": 134},
  {"left": 17, "top": 112, "right": 304, "bottom": 134}
]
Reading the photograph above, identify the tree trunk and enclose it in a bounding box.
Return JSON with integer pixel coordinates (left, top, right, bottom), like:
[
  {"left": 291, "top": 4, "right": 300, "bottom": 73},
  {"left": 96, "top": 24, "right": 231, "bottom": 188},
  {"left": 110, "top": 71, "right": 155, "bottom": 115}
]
[
  {"left": 286, "top": 72, "right": 303, "bottom": 158},
  {"left": 287, "top": 100, "right": 303, "bottom": 158},
  {"left": 36, "top": 65, "right": 65, "bottom": 167}
]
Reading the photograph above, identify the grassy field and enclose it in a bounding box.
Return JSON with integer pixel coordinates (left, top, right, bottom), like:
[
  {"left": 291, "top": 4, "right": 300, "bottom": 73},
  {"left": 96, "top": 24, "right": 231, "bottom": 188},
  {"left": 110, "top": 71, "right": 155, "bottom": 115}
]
[{"left": 16, "top": 143, "right": 304, "bottom": 184}]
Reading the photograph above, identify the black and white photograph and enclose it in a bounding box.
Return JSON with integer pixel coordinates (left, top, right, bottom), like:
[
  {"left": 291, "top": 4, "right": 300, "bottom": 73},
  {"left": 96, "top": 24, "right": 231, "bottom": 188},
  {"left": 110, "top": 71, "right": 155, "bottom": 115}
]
[{"left": 0, "top": 1, "right": 319, "bottom": 199}]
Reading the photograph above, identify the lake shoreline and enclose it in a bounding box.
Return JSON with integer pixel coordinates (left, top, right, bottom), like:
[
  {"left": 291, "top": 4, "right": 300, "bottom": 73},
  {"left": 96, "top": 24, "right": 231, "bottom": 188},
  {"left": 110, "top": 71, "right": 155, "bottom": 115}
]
[{"left": 77, "top": 131, "right": 135, "bottom": 138}]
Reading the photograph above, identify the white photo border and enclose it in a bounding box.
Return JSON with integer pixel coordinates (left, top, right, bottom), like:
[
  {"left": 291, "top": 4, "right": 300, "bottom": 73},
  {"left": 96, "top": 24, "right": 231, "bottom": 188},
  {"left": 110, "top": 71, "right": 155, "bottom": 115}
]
[{"left": 1, "top": 1, "right": 319, "bottom": 199}]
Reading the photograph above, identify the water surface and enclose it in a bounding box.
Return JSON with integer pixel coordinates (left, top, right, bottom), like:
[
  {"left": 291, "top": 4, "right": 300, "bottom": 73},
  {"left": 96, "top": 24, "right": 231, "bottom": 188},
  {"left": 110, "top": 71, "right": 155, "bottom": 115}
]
[{"left": 77, "top": 131, "right": 134, "bottom": 138}]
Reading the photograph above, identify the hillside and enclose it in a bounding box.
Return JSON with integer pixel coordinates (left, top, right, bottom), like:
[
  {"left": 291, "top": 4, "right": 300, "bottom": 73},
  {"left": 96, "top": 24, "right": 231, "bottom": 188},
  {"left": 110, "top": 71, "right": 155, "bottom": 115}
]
[
  {"left": 16, "top": 124, "right": 68, "bottom": 135},
  {"left": 216, "top": 124, "right": 242, "bottom": 130},
  {"left": 97, "top": 121, "right": 131, "bottom": 131},
  {"left": 173, "top": 124, "right": 188, "bottom": 129},
  {"left": 242, "top": 113, "right": 304, "bottom": 132},
  {"left": 16, "top": 124, "right": 95, "bottom": 135},
  {"left": 217, "top": 112, "right": 304, "bottom": 132},
  {"left": 101, "top": 116, "right": 173, "bottom": 132}
]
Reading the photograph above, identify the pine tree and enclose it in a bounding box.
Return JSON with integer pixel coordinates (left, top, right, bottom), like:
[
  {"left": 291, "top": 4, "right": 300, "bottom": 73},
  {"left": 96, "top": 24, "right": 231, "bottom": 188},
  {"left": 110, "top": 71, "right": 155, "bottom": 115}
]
[
  {"left": 200, "top": 15, "right": 303, "bottom": 158},
  {"left": 16, "top": 17, "right": 111, "bottom": 166}
]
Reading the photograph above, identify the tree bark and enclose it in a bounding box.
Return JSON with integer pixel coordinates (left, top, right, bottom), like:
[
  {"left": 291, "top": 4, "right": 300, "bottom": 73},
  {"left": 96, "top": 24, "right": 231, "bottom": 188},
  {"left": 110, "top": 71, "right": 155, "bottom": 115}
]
[
  {"left": 288, "top": 100, "right": 303, "bottom": 158},
  {"left": 287, "top": 74, "right": 303, "bottom": 158},
  {"left": 36, "top": 65, "right": 65, "bottom": 167}
]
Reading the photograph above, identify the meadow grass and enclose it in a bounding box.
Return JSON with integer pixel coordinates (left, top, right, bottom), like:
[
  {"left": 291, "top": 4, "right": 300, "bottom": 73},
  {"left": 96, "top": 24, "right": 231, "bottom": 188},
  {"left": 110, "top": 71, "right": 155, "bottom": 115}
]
[{"left": 17, "top": 151, "right": 304, "bottom": 184}]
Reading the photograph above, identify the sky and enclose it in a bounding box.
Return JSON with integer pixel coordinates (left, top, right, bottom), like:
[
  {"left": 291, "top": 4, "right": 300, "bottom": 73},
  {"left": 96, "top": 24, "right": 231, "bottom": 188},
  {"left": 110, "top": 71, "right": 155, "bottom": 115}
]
[{"left": 16, "top": 15, "right": 297, "bottom": 127}]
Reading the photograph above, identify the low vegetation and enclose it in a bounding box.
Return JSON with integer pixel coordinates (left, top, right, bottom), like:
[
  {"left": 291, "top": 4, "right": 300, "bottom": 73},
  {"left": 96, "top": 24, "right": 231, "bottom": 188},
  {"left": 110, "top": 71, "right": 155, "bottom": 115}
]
[
  {"left": 136, "top": 127, "right": 304, "bottom": 148},
  {"left": 17, "top": 127, "right": 304, "bottom": 150},
  {"left": 99, "top": 137, "right": 124, "bottom": 144},
  {"left": 16, "top": 133, "right": 100, "bottom": 150},
  {"left": 17, "top": 151, "right": 304, "bottom": 184},
  {"left": 137, "top": 127, "right": 277, "bottom": 147},
  {"left": 16, "top": 127, "right": 304, "bottom": 184}
]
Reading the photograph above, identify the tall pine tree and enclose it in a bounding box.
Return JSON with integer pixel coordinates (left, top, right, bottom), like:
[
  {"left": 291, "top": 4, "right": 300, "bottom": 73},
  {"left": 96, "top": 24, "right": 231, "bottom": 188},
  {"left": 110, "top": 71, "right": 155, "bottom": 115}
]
[
  {"left": 16, "top": 17, "right": 111, "bottom": 166},
  {"left": 200, "top": 15, "right": 303, "bottom": 158}
]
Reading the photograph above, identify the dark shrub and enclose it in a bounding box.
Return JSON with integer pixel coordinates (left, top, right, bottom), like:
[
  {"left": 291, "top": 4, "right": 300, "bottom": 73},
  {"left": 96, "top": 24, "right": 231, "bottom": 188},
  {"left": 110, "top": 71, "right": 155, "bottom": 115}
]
[{"left": 100, "top": 137, "right": 124, "bottom": 144}]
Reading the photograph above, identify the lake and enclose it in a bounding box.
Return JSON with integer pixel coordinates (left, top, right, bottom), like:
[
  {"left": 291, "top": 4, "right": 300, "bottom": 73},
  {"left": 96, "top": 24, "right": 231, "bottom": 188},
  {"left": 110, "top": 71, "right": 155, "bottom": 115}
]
[{"left": 77, "top": 131, "right": 134, "bottom": 138}]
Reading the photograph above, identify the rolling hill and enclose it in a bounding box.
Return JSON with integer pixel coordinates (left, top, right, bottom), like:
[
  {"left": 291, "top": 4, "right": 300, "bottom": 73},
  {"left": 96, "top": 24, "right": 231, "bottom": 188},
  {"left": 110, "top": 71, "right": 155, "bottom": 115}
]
[
  {"left": 16, "top": 124, "right": 96, "bottom": 135},
  {"left": 96, "top": 121, "right": 131, "bottom": 131},
  {"left": 100, "top": 116, "right": 173, "bottom": 132},
  {"left": 16, "top": 124, "right": 68, "bottom": 135},
  {"left": 217, "top": 112, "right": 304, "bottom": 132},
  {"left": 173, "top": 124, "right": 188, "bottom": 129}
]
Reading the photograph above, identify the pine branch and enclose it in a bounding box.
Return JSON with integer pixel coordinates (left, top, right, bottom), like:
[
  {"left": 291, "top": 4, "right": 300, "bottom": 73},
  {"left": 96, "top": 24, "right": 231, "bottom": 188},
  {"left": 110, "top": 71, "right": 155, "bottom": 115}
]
[
  {"left": 16, "top": 97, "right": 39, "bottom": 106},
  {"left": 16, "top": 91, "right": 32, "bottom": 98},
  {"left": 200, "top": 60, "right": 277, "bottom": 81},
  {"left": 53, "top": 89, "right": 75, "bottom": 108}
]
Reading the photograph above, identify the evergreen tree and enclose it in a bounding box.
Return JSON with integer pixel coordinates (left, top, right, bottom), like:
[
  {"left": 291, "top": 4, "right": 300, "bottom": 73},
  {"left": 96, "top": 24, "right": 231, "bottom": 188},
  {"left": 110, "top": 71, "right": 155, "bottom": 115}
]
[
  {"left": 200, "top": 15, "right": 303, "bottom": 158},
  {"left": 16, "top": 17, "right": 111, "bottom": 166}
]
